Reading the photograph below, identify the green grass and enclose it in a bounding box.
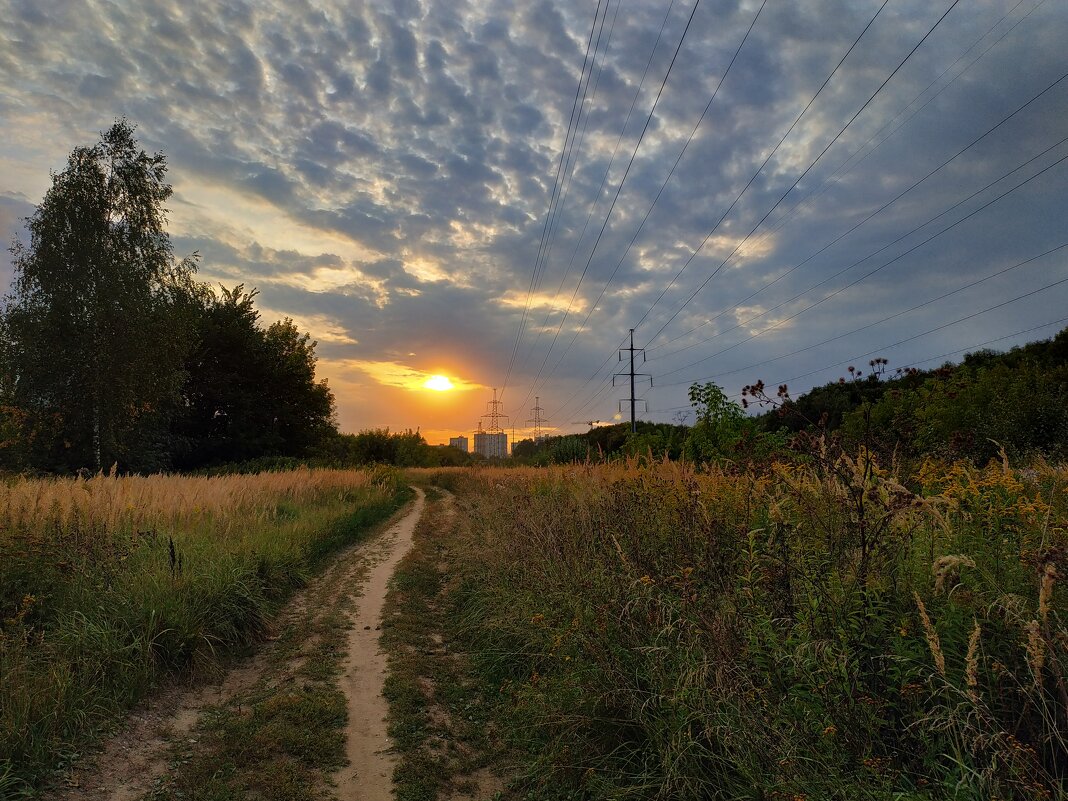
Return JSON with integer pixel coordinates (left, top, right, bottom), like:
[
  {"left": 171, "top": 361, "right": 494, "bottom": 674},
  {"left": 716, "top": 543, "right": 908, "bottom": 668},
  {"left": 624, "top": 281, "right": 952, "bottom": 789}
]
[
  {"left": 381, "top": 490, "right": 507, "bottom": 801},
  {"left": 149, "top": 485, "right": 413, "bottom": 801},
  {"left": 434, "top": 457, "right": 1068, "bottom": 801}
]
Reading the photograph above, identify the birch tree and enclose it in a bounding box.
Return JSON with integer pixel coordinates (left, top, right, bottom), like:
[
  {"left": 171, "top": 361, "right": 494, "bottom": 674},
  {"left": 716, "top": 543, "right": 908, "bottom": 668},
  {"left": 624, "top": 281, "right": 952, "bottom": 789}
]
[{"left": 2, "top": 119, "right": 198, "bottom": 472}]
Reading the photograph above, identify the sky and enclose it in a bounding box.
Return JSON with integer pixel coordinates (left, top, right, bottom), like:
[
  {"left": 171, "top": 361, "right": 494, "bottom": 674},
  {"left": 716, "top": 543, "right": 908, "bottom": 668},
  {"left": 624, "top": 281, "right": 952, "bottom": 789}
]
[{"left": 1, "top": 0, "right": 1066, "bottom": 444}]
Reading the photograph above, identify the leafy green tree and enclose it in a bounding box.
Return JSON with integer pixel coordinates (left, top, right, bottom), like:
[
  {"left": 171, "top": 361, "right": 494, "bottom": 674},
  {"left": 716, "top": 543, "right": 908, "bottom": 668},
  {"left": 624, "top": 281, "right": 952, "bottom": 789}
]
[
  {"left": 2, "top": 119, "right": 198, "bottom": 472},
  {"left": 683, "top": 382, "right": 746, "bottom": 462}
]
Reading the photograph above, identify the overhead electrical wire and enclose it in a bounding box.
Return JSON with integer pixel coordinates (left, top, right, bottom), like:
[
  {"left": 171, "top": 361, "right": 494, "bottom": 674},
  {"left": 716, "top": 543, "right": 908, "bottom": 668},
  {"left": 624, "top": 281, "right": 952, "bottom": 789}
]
[
  {"left": 566, "top": 132, "right": 1068, "bottom": 421},
  {"left": 559, "top": 0, "right": 1049, "bottom": 425},
  {"left": 650, "top": 0, "right": 1052, "bottom": 353},
  {"left": 512, "top": 0, "right": 628, "bottom": 394},
  {"left": 558, "top": 0, "right": 959, "bottom": 423},
  {"left": 501, "top": 0, "right": 605, "bottom": 399},
  {"left": 653, "top": 146, "right": 1068, "bottom": 383},
  {"left": 527, "top": 0, "right": 617, "bottom": 302},
  {"left": 511, "top": 0, "right": 705, "bottom": 413},
  {"left": 743, "top": 0, "right": 1045, "bottom": 257},
  {"left": 510, "top": 0, "right": 680, "bottom": 427},
  {"left": 639, "top": 0, "right": 964, "bottom": 349},
  {"left": 528, "top": 0, "right": 1061, "bottom": 435},
  {"left": 652, "top": 109, "right": 1068, "bottom": 363},
  {"left": 657, "top": 241, "right": 1068, "bottom": 388},
  {"left": 764, "top": 285, "right": 1068, "bottom": 391},
  {"left": 645, "top": 314, "right": 1068, "bottom": 416},
  {"left": 543, "top": 0, "right": 773, "bottom": 377}
]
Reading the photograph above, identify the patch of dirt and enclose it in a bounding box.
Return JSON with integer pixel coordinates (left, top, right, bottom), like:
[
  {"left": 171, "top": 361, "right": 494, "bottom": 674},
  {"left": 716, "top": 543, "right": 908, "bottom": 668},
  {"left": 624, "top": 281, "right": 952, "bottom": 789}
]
[{"left": 445, "top": 768, "right": 506, "bottom": 800}]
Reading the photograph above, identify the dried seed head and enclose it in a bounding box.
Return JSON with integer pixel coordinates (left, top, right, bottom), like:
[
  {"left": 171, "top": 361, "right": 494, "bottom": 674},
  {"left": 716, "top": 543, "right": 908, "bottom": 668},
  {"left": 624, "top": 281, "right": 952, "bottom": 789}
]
[
  {"left": 965, "top": 619, "right": 981, "bottom": 704},
  {"left": 932, "top": 554, "right": 976, "bottom": 594},
  {"left": 1025, "top": 620, "right": 1045, "bottom": 682},
  {"left": 1038, "top": 563, "right": 1058, "bottom": 624},
  {"left": 915, "top": 593, "right": 946, "bottom": 678}
]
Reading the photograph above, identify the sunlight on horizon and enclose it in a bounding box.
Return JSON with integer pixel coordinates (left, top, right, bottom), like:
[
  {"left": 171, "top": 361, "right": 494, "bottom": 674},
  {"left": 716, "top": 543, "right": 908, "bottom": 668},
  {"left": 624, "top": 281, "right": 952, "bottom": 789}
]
[{"left": 424, "top": 374, "right": 454, "bottom": 391}]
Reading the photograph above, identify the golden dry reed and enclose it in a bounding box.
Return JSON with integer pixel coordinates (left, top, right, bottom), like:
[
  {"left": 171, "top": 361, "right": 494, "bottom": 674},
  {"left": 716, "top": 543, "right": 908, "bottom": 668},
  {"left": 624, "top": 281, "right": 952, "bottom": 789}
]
[{"left": 0, "top": 467, "right": 375, "bottom": 535}]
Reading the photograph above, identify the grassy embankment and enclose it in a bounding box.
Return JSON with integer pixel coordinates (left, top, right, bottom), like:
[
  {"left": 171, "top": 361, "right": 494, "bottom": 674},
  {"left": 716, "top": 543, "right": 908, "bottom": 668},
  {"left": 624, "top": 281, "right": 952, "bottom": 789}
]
[
  {"left": 0, "top": 466, "right": 409, "bottom": 796},
  {"left": 413, "top": 454, "right": 1066, "bottom": 800}
]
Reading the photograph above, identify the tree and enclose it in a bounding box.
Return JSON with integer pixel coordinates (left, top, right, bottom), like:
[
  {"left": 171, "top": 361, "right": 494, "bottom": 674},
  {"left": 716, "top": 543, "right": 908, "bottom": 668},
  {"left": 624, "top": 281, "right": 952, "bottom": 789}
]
[
  {"left": 172, "top": 285, "right": 337, "bottom": 468},
  {"left": 2, "top": 119, "right": 198, "bottom": 472},
  {"left": 683, "top": 382, "right": 748, "bottom": 463}
]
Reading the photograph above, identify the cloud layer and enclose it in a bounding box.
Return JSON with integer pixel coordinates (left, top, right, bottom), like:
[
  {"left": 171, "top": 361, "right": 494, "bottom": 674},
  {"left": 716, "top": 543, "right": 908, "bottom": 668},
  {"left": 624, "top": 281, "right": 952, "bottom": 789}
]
[{"left": 2, "top": 0, "right": 1066, "bottom": 440}]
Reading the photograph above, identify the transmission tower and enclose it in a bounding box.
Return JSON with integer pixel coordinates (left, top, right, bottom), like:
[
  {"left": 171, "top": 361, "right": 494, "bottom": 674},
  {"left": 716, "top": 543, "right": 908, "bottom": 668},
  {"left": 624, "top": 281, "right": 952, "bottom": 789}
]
[
  {"left": 481, "top": 387, "right": 510, "bottom": 433},
  {"left": 613, "top": 329, "right": 652, "bottom": 433},
  {"left": 527, "top": 396, "right": 548, "bottom": 441}
]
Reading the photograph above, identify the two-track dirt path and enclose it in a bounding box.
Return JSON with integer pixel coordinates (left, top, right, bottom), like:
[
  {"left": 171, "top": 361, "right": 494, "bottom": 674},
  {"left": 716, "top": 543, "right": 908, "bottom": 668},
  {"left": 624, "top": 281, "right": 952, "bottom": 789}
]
[{"left": 46, "top": 487, "right": 426, "bottom": 801}]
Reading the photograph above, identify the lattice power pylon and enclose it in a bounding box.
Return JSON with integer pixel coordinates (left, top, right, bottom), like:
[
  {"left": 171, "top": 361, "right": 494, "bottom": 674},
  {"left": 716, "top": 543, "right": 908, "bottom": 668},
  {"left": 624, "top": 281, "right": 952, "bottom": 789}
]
[
  {"left": 527, "top": 396, "right": 548, "bottom": 441},
  {"left": 481, "top": 387, "right": 509, "bottom": 433}
]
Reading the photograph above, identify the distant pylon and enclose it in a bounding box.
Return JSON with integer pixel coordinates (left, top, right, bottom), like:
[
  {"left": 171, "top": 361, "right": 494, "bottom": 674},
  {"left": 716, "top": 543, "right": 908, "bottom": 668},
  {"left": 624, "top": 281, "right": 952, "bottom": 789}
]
[
  {"left": 613, "top": 329, "right": 652, "bottom": 433},
  {"left": 527, "top": 396, "right": 548, "bottom": 441},
  {"left": 481, "top": 387, "right": 509, "bottom": 433}
]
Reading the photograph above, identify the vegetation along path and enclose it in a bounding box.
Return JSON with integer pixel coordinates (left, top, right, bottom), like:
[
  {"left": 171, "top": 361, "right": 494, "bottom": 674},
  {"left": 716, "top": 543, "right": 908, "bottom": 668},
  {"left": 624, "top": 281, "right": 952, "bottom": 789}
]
[{"left": 44, "top": 487, "right": 426, "bottom": 801}]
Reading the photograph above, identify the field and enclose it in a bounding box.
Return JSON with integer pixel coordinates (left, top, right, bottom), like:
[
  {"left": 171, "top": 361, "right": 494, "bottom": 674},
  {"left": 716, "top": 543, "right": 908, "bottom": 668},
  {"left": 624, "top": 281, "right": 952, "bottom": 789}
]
[
  {"left": 3, "top": 450, "right": 1066, "bottom": 800},
  {"left": 411, "top": 450, "right": 1067, "bottom": 800},
  {"left": 0, "top": 466, "right": 408, "bottom": 796}
]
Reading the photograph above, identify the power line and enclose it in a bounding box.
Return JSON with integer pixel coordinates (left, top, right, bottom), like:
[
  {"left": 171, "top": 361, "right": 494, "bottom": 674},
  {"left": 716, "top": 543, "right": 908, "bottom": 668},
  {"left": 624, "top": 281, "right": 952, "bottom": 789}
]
[
  {"left": 511, "top": 0, "right": 630, "bottom": 388},
  {"left": 640, "top": 0, "right": 964, "bottom": 348},
  {"left": 559, "top": 0, "right": 961, "bottom": 422},
  {"left": 765, "top": 291, "right": 1068, "bottom": 390},
  {"left": 501, "top": 0, "right": 605, "bottom": 398},
  {"left": 512, "top": 0, "right": 704, "bottom": 411},
  {"left": 645, "top": 316, "right": 1068, "bottom": 416},
  {"left": 568, "top": 0, "right": 773, "bottom": 349},
  {"left": 528, "top": 0, "right": 617, "bottom": 303},
  {"left": 654, "top": 146, "right": 1068, "bottom": 382},
  {"left": 630, "top": 0, "right": 890, "bottom": 334},
  {"left": 652, "top": 116, "right": 1068, "bottom": 361},
  {"left": 658, "top": 241, "right": 1068, "bottom": 387},
  {"left": 750, "top": 0, "right": 1047, "bottom": 251}
]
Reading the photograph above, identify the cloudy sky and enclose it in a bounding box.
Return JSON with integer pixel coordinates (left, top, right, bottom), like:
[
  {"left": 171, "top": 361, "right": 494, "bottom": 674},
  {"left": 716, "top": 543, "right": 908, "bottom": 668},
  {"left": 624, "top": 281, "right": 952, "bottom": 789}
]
[{"left": 1, "top": 0, "right": 1066, "bottom": 443}]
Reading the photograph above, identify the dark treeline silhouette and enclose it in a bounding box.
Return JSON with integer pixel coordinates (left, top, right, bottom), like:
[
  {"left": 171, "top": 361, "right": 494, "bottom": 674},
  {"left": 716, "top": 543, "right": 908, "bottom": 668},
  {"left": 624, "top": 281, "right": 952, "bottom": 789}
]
[{"left": 747, "top": 328, "right": 1068, "bottom": 464}]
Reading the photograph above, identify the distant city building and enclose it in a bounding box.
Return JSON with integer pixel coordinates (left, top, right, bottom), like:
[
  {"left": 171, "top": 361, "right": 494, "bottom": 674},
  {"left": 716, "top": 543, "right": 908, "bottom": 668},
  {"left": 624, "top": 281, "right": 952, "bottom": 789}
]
[
  {"left": 473, "top": 431, "right": 508, "bottom": 459},
  {"left": 449, "top": 435, "right": 468, "bottom": 453}
]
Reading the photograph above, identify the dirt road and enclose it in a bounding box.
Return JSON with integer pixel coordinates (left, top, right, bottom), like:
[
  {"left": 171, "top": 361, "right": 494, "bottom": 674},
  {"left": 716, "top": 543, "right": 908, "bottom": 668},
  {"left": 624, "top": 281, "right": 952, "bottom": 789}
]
[{"left": 47, "top": 488, "right": 426, "bottom": 801}]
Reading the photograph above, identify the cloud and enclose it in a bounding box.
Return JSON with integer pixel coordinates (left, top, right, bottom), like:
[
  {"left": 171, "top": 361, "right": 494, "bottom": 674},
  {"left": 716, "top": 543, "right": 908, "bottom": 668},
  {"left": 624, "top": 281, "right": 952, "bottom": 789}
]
[{"left": 1, "top": 0, "right": 1066, "bottom": 434}]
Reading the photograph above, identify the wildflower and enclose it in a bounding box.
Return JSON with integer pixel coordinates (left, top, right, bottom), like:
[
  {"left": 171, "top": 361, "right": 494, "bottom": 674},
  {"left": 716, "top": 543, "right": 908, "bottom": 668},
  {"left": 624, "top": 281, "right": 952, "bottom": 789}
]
[
  {"left": 822, "top": 725, "right": 837, "bottom": 737},
  {"left": 639, "top": 574, "right": 654, "bottom": 586}
]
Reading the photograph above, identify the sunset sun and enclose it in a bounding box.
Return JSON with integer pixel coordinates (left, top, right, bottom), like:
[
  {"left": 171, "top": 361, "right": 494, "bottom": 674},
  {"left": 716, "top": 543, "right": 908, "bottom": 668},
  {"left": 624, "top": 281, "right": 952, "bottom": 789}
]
[{"left": 424, "top": 374, "right": 454, "bottom": 392}]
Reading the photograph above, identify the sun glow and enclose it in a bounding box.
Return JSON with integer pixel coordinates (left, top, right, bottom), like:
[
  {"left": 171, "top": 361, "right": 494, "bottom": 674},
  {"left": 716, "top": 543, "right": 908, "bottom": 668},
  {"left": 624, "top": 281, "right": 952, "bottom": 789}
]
[{"left": 424, "top": 375, "right": 454, "bottom": 391}]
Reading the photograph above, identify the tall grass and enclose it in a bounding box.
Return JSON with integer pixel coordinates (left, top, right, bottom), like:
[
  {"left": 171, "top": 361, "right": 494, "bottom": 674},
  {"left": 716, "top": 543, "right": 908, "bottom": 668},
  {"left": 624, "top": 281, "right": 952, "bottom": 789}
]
[
  {"left": 445, "top": 452, "right": 1067, "bottom": 799},
  {"left": 0, "top": 466, "right": 407, "bottom": 796}
]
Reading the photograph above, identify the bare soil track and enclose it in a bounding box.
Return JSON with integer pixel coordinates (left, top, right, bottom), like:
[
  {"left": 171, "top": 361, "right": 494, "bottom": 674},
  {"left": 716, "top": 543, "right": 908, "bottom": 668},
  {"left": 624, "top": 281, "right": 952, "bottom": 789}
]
[{"left": 45, "top": 487, "right": 426, "bottom": 801}]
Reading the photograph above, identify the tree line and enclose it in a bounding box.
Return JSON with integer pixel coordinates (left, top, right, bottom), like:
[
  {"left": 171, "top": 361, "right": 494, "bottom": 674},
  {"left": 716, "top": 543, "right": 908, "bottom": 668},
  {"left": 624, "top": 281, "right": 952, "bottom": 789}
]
[
  {"left": 0, "top": 121, "right": 340, "bottom": 474},
  {"left": 514, "top": 327, "right": 1068, "bottom": 467}
]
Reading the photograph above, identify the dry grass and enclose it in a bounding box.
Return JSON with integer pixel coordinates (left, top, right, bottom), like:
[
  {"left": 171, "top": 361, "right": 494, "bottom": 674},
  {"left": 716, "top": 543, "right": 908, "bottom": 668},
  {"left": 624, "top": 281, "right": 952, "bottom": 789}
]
[
  {"left": 0, "top": 466, "right": 406, "bottom": 797},
  {"left": 435, "top": 453, "right": 1068, "bottom": 799}
]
